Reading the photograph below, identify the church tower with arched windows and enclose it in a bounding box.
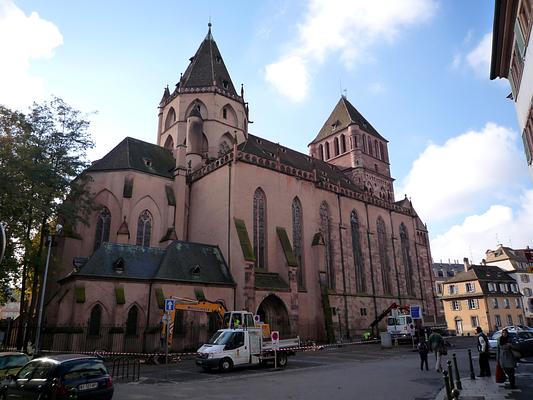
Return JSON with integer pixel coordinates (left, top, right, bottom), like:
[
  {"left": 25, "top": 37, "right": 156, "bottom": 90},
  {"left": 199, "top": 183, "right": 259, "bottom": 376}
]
[
  {"left": 308, "top": 96, "right": 395, "bottom": 201},
  {"left": 157, "top": 23, "right": 248, "bottom": 172}
]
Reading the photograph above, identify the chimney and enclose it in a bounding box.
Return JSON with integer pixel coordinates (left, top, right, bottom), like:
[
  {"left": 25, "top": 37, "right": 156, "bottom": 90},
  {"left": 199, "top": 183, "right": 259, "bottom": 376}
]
[{"left": 463, "top": 257, "right": 470, "bottom": 271}]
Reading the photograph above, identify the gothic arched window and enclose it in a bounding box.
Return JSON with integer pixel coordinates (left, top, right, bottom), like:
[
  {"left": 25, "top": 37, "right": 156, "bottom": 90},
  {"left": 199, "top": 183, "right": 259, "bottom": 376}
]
[
  {"left": 164, "top": 107, "right": 176, "bottom": 130},
  {"left": 380, "top": 142, "right": 386, "bottom": 161},
  {"left": 94, "top": 207, "right": 111, "bottom": 251},
  {"left": 377, "top": 217, "right": 392, "bottom": 294},
  {"left": 136, "top": 210, "right": 152, "bottom": 247},
  {"left": 126, "top": 305, "right": 138, "bottom": 336},
  {"left": 351, "top": 210, "right": 366, "bottom": 293},
  {"left": 325, "top": 142, "right": 331, "bottom": 159},
  {"left": 334, "top": 137, "right": 340, "bottom": 156},
  {"left": 319, "top": 144, "right": 324, "bottom": 160},
  {"left": 88, "top": 304, "right": 102, "bottom": 336},
  {"left": 292, "top": 197, "right": 304, "bottom": 290},
  {"left": 320, "top": 201, "right": 334, "bottom": 288},
  {"left": 400, "top": 223, "right": 415, "bottom": 296},
  {"left": 253, "top": 188, "right": 267, "bottom": 269},
  {"left": 340, "top": 134, "right": 346, "bottom": 153}
]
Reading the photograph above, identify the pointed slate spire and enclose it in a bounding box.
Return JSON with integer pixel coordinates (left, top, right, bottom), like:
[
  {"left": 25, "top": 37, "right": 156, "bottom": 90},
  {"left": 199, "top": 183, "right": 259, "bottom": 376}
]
[
  {"left": 310, "top": 97, "right": 386, "bottom": 144},
  {"left": 179, "top": 23, "right": 238, "bottom": 97}
]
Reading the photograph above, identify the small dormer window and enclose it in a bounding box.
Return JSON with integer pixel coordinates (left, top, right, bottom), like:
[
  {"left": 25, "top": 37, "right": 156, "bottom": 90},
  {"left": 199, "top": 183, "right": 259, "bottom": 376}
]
[
  {"left": 190, "top": 264, "right": 201, "bottom": 274},
  {"left": 216, "top": 55, "right": 222, "bottom": 63},
  {"left": 331, "top": 120, "right": 339, "bottom": 131},
  {"left": 223, "top": 108, "right": 227, "bottom": 119},
  {"left": 143, "top": 158, "right": 152, "bottom": 167},
  {"left": 222, "top": 80, "right": 229, "bottom": 89}
]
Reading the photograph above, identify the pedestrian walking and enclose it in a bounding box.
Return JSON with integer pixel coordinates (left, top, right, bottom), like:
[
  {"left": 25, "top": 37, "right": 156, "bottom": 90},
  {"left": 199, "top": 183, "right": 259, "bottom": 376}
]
[
  {"left": 498, "top": 328, "right": 517, "bottom": 389},
  {"left": 476, "top": 326, "right": 491, "bottom": 377},
  {"left": 417, "top": 338, "right": 429, "bottom": 371},
  {"left": 428, "top": 331, "right": 445, "bottom": 372}
]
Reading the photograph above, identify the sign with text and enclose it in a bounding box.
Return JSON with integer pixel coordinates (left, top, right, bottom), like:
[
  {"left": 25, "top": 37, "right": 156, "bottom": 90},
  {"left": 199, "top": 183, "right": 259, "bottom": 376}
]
[
  {"left": 271, "top": 330, "right": 280, "bottom": 349},
  {"left": 410, "top": 305, "right": 421, "bottom": 319}
]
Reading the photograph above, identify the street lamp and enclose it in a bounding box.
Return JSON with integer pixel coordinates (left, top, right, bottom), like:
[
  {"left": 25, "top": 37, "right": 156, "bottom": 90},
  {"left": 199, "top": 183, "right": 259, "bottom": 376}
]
[{"left": 35, "top": 224, "right": 62, "bottom": 355}]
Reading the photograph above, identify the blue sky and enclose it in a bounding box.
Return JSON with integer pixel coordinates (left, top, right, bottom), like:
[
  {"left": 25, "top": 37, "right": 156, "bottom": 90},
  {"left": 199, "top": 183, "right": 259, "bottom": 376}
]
[{"left": 1, "top": 0, "right": 532, "bottom": 263}]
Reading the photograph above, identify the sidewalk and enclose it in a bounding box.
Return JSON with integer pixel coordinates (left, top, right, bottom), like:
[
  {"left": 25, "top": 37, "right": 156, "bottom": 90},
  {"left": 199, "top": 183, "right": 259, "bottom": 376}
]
[{"left": 434, "top": 362, "right": 533, "bottom": 400}]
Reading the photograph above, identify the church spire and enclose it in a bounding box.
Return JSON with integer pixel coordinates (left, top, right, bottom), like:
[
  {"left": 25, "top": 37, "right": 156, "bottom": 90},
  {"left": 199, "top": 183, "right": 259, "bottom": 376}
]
[{"left": 179, "top": 23, "right": 238, "bottom": 97}]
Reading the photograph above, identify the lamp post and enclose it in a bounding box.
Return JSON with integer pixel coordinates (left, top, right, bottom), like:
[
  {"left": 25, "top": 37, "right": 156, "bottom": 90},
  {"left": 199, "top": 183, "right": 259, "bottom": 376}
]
[{"left": 35, "top": 224, "right": 62, "bottom": 355}]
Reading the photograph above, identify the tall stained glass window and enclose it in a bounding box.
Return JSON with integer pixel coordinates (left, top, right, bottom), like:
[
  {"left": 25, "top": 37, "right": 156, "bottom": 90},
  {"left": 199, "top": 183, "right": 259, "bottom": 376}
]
[
  {"left": 136, "top": 210, "right": 152, "bottom": 247},
  {"left": 94, "top": 207, "right": 111, "bottom": 251},
  {"left": 351, "top": 210, "right": 366, "bottom": 293},
  {"left": 253, "top": 188, "right": 267, "bottom": 269},
  {"left": 320, "top": 201, "right": 334, "bottom": 288},
  {"left": 400, "top": 223, "right": 415, "bottom": 296},
  {"left": 292, "top": 197, "right": 304, "bottom": 289},
  {"left": 377, "top": 217, "right": 392, "bottom": 294}
]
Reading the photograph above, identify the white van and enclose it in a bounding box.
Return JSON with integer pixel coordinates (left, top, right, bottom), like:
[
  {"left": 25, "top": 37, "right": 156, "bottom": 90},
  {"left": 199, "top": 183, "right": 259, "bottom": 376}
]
[{"left": 387, "top": 315, "right": 415, "bottom": 339}]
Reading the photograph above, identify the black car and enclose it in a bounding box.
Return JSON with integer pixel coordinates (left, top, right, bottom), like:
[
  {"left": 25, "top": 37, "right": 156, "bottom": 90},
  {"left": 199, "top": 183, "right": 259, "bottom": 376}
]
[{"left": 1, "top": 354, "right": 113, "bottom": 399}]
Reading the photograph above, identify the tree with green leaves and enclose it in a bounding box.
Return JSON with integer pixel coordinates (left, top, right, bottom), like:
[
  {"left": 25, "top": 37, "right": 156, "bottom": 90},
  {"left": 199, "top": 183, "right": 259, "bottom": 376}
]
[{"left": 0, "top": 97, "right": 95, "bottom": 349}]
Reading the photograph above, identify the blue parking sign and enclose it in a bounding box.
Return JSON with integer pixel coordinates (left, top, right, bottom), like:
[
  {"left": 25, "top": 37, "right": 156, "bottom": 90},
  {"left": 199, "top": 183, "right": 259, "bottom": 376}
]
[
  {"left": 410, "top": 305, "right": 421, "bottom": 319},
  {"left": 165, "top": 299, "right": 175, "bottom": 312}
]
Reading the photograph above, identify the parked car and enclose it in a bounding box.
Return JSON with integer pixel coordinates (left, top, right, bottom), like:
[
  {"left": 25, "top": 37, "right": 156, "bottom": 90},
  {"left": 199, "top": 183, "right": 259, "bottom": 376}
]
[
  {"left": 1, "top": 354, "right": 113, "bottom": 399},
  {"left": 488, "top": 329, "right": 533, "bottom": 359},
  {"left": 0, "top": 353, "right": 30, "bottom": 380}
]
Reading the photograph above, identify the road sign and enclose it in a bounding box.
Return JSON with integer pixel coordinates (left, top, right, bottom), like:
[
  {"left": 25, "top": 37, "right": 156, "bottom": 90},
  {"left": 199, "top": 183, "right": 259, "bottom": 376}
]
[
  {"left": 165, "top": 299, "right": 175, "bottom": 312},
  {"left": 271, "top": 330, "right": 280, "bottom": 349},
  {"left": 410, "top": 305, "right": 421, "bottom": 319},
  {"left": 254, "top": 314, "right": 261, "bottom": 323}
]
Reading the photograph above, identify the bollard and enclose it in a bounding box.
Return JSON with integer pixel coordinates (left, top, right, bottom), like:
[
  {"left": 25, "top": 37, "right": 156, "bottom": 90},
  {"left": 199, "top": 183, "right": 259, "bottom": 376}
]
[
  {"left": 452, "top": 353, "right": 462, "bottom": 390},
  {"left": 447, "top": 360, "right": 455, "bottom": 390},
  {"left": 467, "top": 349, "right": 475, "bottom": 380},
  {"left": 443, "top": 370, "right": 452, "bottom": 400},
  {"left": 451, "top": 388, "right": 460, "bottom": 399}
]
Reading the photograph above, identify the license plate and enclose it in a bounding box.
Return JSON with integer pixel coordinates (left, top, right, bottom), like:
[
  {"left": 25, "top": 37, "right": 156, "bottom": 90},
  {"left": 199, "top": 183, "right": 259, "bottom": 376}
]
[{"left": 78, "top": 382, "right": 98, "bottom": 391}]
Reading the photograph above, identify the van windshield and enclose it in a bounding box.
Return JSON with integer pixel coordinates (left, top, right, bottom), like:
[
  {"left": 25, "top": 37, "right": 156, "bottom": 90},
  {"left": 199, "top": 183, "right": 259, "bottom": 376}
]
[{"left": 207, "top": 331, "right": 235, "bottom": 345}]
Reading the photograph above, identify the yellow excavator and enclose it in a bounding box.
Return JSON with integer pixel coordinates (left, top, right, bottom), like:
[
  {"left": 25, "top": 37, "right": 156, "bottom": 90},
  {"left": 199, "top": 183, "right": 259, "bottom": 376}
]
[{"left": 162, "top": 297, "right": 270, "bottom": 346}]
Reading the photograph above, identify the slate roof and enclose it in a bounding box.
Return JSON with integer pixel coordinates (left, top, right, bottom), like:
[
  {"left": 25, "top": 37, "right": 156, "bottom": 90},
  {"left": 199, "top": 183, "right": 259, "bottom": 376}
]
[
  {"left": 66, "top": 241, "right": 235, "bottom": 286},
  {"left": 87, "top": 137, "right": 175, "bottom": 178},
  {"left": 310, "top": 96, "right": 386, "bottom": 145},
  {"left": 239, "top": 134, "right": 363, "bottom": 194},
  {"left": 179, "top": 25, "right": 238, "bottom": 97},
  {"left": 70, "top": 243, "right": 164, "bottom": 280},
  {"left": 445, "top": 265, "right": 515, "bottom": 284},
  {"left": 156, "top": 241, "right": 234, "bottom": 285}
]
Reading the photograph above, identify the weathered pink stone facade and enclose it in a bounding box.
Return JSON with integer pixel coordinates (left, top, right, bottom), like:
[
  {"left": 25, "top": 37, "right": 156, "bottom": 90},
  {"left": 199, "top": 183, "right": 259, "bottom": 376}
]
[{"left": 45, "top": 26, "right": 438, "bottom": 351}]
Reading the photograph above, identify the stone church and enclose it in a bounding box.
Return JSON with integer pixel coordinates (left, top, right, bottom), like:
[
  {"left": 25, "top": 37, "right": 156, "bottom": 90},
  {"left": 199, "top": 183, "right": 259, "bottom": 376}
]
[{"left": 45, "top": 25, "right": 438, "bottom": 352}]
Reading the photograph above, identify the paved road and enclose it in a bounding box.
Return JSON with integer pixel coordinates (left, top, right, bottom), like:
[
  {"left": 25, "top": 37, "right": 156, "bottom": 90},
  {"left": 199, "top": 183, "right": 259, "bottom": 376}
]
[{"left": 114, "top": 338, "right": 481, "bottom": 400}]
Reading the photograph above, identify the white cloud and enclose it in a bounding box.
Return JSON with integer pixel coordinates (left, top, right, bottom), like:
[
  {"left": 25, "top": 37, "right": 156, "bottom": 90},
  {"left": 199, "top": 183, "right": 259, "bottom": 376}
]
[
  {"left": 265, "top": 55, "right": 309, "bottom": 102},
  {"left": 431, "top": 191, "right": 533, "bottom": 263},
  {"left": 466, "top": 32, "right": 492, "bottom": 78},
  {"left": 0, "top": 0, "right": 63, "bottom": 110},
  {"left": 265, "top": 0, "right": 437, "bottom": 101},
  {"left": 397, "top": 123, "right": 523, "bottom": 223}
]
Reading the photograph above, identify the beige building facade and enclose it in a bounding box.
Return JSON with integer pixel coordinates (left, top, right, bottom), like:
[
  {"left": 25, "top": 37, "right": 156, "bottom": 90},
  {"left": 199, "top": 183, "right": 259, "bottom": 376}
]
[{"left": 442, "top": 263, "right": 525, "bottom": 335}]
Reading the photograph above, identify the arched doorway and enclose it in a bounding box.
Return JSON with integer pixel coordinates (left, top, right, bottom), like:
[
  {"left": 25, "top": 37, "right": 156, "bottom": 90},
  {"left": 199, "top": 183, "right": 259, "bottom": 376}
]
[{"left": 257, "top": 295, "right": 290, "bottom": 337}]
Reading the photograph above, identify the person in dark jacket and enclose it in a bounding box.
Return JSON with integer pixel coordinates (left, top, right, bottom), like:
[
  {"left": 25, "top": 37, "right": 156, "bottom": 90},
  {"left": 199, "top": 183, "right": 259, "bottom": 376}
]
[
  {"left": 417, "top": 338, "right": 429, "bottom": 371},
  {"left": 476, "top": 326, "right": 491, "bottom": 377},
  {"left": 498, "top": 328, "right": 517, "bottom": 389}
]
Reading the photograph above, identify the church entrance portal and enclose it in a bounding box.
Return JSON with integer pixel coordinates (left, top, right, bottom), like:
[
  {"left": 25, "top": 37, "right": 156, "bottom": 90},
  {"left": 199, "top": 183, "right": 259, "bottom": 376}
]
[{"left": 256, "top": 295, "right": 290, "bottom": 337}]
